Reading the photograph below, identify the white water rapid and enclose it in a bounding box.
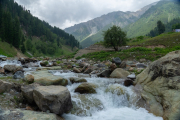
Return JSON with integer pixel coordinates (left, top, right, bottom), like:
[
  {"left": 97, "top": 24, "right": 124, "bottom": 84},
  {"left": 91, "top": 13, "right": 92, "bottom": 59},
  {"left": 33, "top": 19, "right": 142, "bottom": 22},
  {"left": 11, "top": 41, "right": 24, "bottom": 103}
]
[{"left": 53, "top": 71, "right": 163, "bottom": 120}]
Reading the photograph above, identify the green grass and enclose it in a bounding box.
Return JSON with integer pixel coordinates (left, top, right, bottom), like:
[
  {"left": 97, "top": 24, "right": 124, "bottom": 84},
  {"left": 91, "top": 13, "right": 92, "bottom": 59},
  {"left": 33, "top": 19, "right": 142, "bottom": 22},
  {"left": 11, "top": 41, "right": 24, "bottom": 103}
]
[
  {"left": 127, "top": 32, "right": 180, "bottom": 47},
  {"left": 76, "top": 45, "right": 180, "bottom": 62},
  {"left": 0, "top": 41, "right": 17, "bottom": 57}
]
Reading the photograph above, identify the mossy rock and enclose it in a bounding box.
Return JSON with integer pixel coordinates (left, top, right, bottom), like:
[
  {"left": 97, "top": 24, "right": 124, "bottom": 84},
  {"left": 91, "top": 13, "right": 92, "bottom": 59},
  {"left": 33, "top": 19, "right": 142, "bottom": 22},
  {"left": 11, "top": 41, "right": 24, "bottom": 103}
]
[
  {"left": 69, "top": 77, "right": 87, "bottom": 84},
  {"left": 75, "top": 83, "right": 97, "bottom": 94}
]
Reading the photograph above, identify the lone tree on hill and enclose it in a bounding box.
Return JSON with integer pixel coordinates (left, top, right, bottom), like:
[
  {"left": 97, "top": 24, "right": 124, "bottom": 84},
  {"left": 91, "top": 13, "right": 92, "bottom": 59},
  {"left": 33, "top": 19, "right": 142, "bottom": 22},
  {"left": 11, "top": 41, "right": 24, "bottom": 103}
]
[
  {"left": 157, "top": 20, "right": 165, "bottom": 35},
  {"left": 103, "top": 25, "right": 127, "bottom": 51}
]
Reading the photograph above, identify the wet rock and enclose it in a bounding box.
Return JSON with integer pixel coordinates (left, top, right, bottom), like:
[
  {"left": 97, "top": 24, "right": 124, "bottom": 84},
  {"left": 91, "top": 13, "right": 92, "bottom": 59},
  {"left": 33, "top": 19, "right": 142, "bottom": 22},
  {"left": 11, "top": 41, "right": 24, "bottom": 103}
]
[
  {"left": 112, "top": 57, "right": 121, "bottom": 65},
  {"left": 67, "top": 65, "right": 72, "bottom": 69},
  {"left": 21, "top": 83, "right": 40, "bottom": 104},
  {"left": 124, "top": 79, "right": 134, "bottom": 87},
  {"left": 97, "top": 64, "right": 106, "bottom": 67},
  {"left": 84, "top": 67, "right": 93, "bottom": 74},
  {"left": 73, "top": 67, "right": 81, "bottom": 73},
  {"left": 70, "top": 77, "right": 87, "bottom": 84},
  {"left": 36, "top": 66, "right": 62, "bottom": 71},
  {"left": 105, "top": 84, "right": 126, "bottom": 96},
  {"left": 0, "top": 68, "right": 5, "bottom": 74},
  {"left": 134, "top": 50, "right": 180, "bottom": 119},
  {"left": 0, "top": 109, "right": 63, "bottom": 120},
  {"left": 136, "top": 63, "right": 147, "bottom": 69},
  {"left": 25, "top": 74, "right": 34, "bottom": 84},
  {"left": 119, "top": 61, "right": 126, "bottom": 68},
  {"left": 79, "top": 62, "right": 89, "bottom": 68},
  {"left": 109, "top": 63, "right": 117, "bottom": 71},
  {"left": 32, "top": 71, "right": 68, "bottom": 86},
  {"left": 4, "top": 65, "right": 23, "bottom": 73},
  {"left": 0, "top": 80, "right": 13, "bottom": 93},
  {"left": 127, "top": 73, "right": 136, "bottom": 80},
  {"left": 24, "top": 62, "right": 39, "bottom": 67},
  {"left": 70, "top": 94, "right": 104, "bottom": 116},
  {"left": 33, "top": 86, "right": 73, "bottom": 115},
  {"left": 75, "top": 83, "right": 97, "bottom": 94},
  {"left": 110, "top": 68, "right": 130, "bottom": 78},
  {"left": 52, "top": 62, "right": 58, "bottom": 66},
  {"left": 129, "top": 67, "right": 134, "bottom": 71},
  {"left": 40, "top": 61, "right": 49, "bottom": 67},
  {"left": 13, "top": 71, "right": 24, "bottom": 79},
  {"left": 18, "top": 57, "right": 38, "bottom": 64},
  {"left": 97, "top": 69, "right": 111, "bottom": 77}
]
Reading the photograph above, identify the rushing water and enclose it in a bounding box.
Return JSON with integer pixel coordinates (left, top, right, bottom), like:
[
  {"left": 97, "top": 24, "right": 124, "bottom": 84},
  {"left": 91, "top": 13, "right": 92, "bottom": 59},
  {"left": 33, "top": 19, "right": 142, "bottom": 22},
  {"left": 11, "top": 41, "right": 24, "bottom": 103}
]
[{"left": 53, "top": 71, "right": 163, "bottom": 120}]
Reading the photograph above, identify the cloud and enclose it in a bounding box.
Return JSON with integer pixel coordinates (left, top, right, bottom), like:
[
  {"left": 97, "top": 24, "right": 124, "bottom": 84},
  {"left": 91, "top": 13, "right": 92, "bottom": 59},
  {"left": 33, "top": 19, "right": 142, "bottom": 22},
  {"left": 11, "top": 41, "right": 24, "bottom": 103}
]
[{"left": 15, "top": 0, "right": 160, "bottom": 29}]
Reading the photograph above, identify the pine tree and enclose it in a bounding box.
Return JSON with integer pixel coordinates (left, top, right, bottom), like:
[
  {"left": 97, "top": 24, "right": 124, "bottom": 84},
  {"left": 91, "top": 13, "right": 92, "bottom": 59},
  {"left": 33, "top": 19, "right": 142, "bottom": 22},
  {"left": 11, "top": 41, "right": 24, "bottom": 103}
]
[
  {"left": 157, "top": 20, "right": 165, "bottom": 35},
  {"left": 21, "top": 43, "right": 26, "bottom": 53},
  {"left": 13, "top": 17, "right": 21, "bottom": 48}
]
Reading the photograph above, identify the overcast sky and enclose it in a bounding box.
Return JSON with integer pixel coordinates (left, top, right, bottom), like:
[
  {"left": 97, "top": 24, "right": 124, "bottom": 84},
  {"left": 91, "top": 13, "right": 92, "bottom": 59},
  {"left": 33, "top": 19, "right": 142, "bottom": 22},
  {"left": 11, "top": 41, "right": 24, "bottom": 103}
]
[{"left": 14, "top": 0, "right": 160, "bottom": 29}]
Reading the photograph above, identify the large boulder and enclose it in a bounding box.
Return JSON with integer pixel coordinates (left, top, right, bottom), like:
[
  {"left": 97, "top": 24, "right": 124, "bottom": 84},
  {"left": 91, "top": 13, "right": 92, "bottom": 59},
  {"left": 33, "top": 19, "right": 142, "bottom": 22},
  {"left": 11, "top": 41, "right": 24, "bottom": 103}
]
[
  {"left": 110, "top": 68, "right": 130, "bottom": 78},
  {"left": 75, "top": 83, "right": 97, "bottom": 94},
  {"left": 31, "top": 71, "right": 68, "bottom": 86},
  {"left": 33, "top": 86, "right": 73, "bottom": 115},
  {"left": 0, "top": 80, "right": 13, "bottom": 93},
  {"left": 0, "top": 109, "right": 63, "bottom": 120},
  {"left": 13, "top": 71, "right": 24, "bottom": 79},
  {"left": 134, "top": 50, "right": 180, "bottom": 120},
  {"left": 4, "top": 65, "right": 23, "bottom": 73},
  {"left": 21, "top": 83, "right": 40, "bottom": 104},
  {"left": 112, "top": 57, "right": 121, "bottom": 65}
]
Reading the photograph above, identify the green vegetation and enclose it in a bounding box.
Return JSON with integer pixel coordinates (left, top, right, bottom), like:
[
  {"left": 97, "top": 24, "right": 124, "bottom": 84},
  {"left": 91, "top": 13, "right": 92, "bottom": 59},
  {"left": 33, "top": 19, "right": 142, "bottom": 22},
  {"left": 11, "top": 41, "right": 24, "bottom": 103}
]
[
  {"left": 124, "top": 1, "right": 180, "bottom": 38},
  {"left": 157, "top": 20, "right": 165, "bottom": 35},
  {"left": 128, "top": 32, "right": 180, "bottom": 47},
  {"left": 0, "top": 0, "right": 79, "bottom": 57},
  {"left": 103, "top": 25, "right": 127, "bottom": 51},
  {"left": 76, "top": 31, "right": 180, "bottom": 62},
  {"left": 0, "top": 41, "right": 17, "bottom": 57}
]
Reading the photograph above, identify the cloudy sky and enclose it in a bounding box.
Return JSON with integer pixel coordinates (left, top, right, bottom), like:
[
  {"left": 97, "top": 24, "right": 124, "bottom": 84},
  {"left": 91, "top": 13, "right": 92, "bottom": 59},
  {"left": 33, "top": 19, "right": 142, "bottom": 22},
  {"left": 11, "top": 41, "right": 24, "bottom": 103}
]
[{"left": 14, "top": 0, "right": 160, "bottom": 29}]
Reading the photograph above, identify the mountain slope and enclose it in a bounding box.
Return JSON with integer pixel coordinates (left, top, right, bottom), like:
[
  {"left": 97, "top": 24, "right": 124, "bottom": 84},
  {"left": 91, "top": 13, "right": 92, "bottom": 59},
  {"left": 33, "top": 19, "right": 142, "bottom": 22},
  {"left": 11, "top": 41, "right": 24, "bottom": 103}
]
[
  {"left": 124, "top": 1, "right": 180, "bottom": 38},
  {"left": 64, "top": 2, "right": 158, "bottom": 48}
]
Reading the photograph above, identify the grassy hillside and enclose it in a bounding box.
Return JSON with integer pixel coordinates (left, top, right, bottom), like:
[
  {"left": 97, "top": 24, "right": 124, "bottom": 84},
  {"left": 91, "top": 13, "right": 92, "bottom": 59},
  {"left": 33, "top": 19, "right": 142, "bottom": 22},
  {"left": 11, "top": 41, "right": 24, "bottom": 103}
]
[
  {"left": 0, "top": 40, "right": 17, "bottom": 57},
  {"left": 124, "top": 1, "right": 180, "bottom": 38},
  {"left": 76, "top": 32, "right": 180, "bottom": 62}
]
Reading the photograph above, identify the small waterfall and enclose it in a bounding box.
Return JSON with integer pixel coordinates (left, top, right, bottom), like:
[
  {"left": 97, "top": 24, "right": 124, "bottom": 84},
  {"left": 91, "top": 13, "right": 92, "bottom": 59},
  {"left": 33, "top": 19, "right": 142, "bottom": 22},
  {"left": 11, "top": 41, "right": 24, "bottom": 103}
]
[
  {"left": 0, "top": 60, "right": 22, "bottom": 68},
  {"left": 53, "top": 71, "right": 163, "bottom": 120}
]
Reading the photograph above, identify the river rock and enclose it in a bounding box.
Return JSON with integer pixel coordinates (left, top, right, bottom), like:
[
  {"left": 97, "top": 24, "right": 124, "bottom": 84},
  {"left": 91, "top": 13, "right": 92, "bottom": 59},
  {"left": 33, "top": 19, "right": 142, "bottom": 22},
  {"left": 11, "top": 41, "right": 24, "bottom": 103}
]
[
  {"left": 134, "top": 50, "right": 180, "bottom": 120},
  {"left": 0, "top": 68, "right": 5, "bottom": 74},
  {"left": 127, "top": 73, "right": 136, "bottom": 80},
  {"left": 40, "top": 61, "right": 49, "bottom": 67},
  {"left": 25, "top": 74, "right": 34, "bottom": 84},
  {"left": 0, "top": 80, "right": 13, "bottom": 93},
  {"left": 79, "top": 62, "right": 89, "bottom": 68},
  {"left": 73, "top": 67, "right": 81, "bottom": 73},
  {"left": 119, "top": 61, "right": 126, "bottom": 68},
  {"left": 21, "top": 83, "right": 40, "bottom": 104},
  {"left": 84, "top": 67, "right": 93, "bottom": 74},
  {"left": 4, "top": 65, "right": 23, "bottom": 73},
  {"left": 13, "top": 71, "right": 24, "bottom": 79},
  {"left": 24, "top": 62, "right": 39, "bottom": 67},
  {"left": 0, "top": 109, "right": 63, "bottom": 120},
  {"left": 33, "top": 86, "right": 73, "bottom": 115},
  {"left": 97, "top": 69, "right": 111, "bottom": 77},
  {"left": 136, "top": 63, "right": 147, "bottom": 68},
  {"left": 70, "top": 94, "right": 104, "bottom": 116},
  {"left": 109, "top": 63, "right": 117, "bottom": 71},
  {"left": 70, "top": 77, "right": 87, "bottom": 84},
  {"left": 19, "top": 57, "right": 38, "bottom": 64},
  {"left": 124, "top": 79, "right": 134, "bottom": 87},
  {"left": 105, "top": 84, "right": 126, "bottom": 96},
  {"left": 31, "top": 71, "right": 68, "bottom": 86},
  {"left": 110, "top": 68, "right": 130, "bottom": 78},
  {"left": 75, "top": 83, "right": 97, "bottom": 94},
  {"left": 112, "top": 57, "right": 121, "bottom": 65}
]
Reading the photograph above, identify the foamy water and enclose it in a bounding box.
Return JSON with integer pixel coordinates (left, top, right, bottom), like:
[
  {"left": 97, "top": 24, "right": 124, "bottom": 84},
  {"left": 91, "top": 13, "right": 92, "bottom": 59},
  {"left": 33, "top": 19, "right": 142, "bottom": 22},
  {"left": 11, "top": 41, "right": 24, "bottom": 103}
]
[{"left": 53, "top": 71, "right": 163, "bottom": 120}]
